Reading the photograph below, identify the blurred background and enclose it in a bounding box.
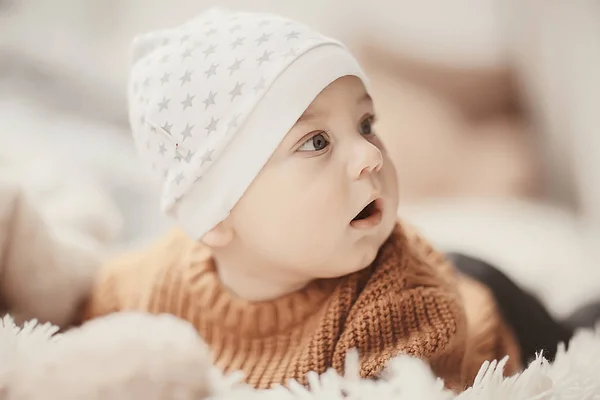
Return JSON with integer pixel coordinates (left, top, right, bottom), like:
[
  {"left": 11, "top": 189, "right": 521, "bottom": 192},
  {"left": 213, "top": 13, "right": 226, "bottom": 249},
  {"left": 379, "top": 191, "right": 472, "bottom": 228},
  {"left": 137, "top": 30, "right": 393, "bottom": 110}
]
[{"left": 0, "top": 0, "right": 599, "bottom": 318}]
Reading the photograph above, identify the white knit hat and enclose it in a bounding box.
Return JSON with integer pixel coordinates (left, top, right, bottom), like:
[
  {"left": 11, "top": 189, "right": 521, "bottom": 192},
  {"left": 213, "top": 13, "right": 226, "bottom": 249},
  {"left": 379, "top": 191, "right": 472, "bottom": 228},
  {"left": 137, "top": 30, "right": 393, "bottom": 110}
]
[{"left": 129, "top": 8, "right": 368, "bottom": 240}]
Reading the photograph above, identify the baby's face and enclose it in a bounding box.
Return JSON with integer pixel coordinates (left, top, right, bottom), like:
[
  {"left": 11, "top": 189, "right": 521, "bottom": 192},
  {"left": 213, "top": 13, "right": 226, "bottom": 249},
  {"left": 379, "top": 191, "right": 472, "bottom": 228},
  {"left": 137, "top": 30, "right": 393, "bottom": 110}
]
[{"left": 228, "top": 76, "right": 398, "bottom": 279}]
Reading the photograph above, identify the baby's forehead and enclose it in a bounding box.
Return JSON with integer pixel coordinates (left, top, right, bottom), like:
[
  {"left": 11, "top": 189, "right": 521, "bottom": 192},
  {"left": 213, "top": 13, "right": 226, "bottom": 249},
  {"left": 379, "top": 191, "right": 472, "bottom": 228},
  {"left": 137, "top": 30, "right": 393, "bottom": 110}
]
[{"left": 299, "top": 76, "right": 372, "bottom": 120}]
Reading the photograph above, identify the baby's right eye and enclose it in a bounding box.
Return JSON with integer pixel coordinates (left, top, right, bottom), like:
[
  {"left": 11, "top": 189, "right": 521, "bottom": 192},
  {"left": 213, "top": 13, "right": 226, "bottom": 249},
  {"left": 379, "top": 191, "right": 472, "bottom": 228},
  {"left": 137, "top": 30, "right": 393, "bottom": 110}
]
[{"left": 297, "top": 132, "right": 330, "bottom": 152}]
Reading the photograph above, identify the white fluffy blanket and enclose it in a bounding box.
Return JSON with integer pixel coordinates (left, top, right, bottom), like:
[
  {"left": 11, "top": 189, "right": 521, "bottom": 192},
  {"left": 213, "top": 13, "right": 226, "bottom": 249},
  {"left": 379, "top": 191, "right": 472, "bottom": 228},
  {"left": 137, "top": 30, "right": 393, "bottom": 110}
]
[{"left": 1, "top": 313, "right": 599, "bottom": 400}]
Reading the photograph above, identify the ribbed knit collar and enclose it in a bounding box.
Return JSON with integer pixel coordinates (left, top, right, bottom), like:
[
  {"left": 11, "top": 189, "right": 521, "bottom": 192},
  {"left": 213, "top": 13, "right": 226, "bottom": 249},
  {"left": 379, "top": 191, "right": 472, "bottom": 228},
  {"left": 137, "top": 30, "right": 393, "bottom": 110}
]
[{"left": 185, "top": 245, "right": 343, "bottom": 338}]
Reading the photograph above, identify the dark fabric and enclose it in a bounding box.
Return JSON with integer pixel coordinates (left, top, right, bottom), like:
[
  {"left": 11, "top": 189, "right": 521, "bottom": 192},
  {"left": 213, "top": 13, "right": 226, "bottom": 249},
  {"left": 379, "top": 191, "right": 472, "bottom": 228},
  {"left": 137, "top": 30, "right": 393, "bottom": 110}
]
[
  {"left": 447, "top": 253, "right": 574, "bottom": 364},
  {"left": 563, "top": 300, "right": 600, "bottom": 330}
]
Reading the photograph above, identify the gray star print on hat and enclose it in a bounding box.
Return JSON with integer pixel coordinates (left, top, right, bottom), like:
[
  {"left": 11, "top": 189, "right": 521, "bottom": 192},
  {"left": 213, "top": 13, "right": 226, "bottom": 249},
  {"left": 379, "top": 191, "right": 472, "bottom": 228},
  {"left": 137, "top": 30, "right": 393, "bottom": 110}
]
[{"left": 128, "top": 7, "right": 367, "bottom": 239}]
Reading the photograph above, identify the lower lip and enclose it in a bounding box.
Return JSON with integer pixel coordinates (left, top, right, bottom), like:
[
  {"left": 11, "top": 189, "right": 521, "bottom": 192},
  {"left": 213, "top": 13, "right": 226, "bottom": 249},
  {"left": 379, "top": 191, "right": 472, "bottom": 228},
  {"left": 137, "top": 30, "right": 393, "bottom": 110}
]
[{"left": 350, "top": 208, "right": 383, "bottom": 229}]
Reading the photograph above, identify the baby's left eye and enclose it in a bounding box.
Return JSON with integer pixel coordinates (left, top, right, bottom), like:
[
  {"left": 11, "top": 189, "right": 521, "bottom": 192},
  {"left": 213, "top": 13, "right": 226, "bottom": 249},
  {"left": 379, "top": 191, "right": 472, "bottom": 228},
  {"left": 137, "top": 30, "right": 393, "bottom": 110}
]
[{"left": 359, "top": 116, "right": 375, "bottom": 136}]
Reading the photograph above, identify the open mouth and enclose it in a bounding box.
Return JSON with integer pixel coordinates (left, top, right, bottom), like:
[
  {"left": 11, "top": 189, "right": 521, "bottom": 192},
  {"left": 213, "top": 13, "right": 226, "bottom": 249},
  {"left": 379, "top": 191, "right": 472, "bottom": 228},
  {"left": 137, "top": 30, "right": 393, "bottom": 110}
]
[
  {"left": 350, "top": 199, "right": 383, "bottom": 228},
  {"left": 353, "top": 200, "right": 377, "bottom": 221}
]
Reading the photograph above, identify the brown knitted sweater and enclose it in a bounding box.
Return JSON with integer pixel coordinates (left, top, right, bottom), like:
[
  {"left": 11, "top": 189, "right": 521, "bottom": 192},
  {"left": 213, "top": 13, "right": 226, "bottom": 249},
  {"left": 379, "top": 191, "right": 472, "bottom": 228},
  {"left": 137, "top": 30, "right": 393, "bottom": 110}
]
[{"left": 83, "top": 223, "right": 520, "bottom": 391}]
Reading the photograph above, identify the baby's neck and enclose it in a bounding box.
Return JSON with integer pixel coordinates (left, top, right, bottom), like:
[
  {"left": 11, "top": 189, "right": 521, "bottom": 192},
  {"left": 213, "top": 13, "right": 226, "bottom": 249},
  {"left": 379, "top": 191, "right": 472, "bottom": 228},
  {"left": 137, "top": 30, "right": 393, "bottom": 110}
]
[{"left": 212, "top": 252, "right": 311, "bottom": 302}]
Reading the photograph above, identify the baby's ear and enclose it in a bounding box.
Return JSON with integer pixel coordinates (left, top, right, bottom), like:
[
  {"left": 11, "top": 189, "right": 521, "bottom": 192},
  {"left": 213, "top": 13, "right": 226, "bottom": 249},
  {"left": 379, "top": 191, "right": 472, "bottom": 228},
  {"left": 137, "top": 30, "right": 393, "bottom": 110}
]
[{"left": 201, "top": 221, "right": 234, "bottom": 248}]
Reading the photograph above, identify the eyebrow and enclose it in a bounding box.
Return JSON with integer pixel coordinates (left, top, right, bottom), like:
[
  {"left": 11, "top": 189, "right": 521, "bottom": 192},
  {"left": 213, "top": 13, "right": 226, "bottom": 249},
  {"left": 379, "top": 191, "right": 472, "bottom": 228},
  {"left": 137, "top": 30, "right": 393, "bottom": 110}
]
[{"left": 296, "top": 93, "right": 372, "bottom": 123}]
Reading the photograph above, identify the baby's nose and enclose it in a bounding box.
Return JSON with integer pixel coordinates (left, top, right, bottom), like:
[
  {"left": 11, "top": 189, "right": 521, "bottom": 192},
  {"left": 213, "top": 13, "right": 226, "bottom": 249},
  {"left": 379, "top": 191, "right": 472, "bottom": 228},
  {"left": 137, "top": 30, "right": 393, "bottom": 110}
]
[{"left": 348, "top": 140, "right": 383, "bottom": 180}]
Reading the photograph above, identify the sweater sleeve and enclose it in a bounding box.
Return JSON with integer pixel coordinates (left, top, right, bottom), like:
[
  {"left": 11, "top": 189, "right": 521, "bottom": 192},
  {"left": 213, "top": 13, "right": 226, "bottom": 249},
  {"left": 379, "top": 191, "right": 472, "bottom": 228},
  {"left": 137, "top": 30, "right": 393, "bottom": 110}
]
[
  {"left": 333, "top": 227, "right": 469, "bottom": 391},
  {"left": 81, "top": 229, "right": 195, "bottom": 322},
  {"left": 80, "top": 252, "right": 143, "bottom": 321},
  {"left": 457, "top": 274, "right": 522, "bottom": 381}
]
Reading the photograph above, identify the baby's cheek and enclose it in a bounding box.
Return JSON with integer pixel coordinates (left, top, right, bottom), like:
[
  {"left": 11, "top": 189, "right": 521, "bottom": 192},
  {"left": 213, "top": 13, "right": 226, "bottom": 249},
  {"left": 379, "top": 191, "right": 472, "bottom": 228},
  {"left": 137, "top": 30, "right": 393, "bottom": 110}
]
[{"left": 384, "top": 161, "right": 399, "bottom": 194}]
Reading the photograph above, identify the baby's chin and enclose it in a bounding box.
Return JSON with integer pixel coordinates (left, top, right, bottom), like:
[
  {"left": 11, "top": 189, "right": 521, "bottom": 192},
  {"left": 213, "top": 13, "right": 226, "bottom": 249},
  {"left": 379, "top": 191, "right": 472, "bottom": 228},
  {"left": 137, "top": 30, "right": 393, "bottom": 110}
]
[
  {"left": 307, "top": 216, "right": 397, "bottom": 280},
  {"left": 313, "top": 241, "right": 386, "bottom": 280},
  {"left": 355, "top": 215, "right": 397, "bottom": 267}
]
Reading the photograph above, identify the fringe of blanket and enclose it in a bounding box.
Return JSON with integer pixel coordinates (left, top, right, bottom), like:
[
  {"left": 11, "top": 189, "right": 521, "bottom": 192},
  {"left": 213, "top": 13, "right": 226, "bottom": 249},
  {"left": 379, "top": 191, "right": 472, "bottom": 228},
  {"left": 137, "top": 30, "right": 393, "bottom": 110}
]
[{"left": 1, "top": 315, "right": 599, "bottom": 399}]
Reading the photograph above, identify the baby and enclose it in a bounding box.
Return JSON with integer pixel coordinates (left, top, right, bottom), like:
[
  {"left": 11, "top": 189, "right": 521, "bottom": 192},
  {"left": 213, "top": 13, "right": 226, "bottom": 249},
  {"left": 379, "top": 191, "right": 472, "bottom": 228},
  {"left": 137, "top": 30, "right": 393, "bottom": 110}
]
[{"left": 83, "top": 8, "right": 521, "bottom": 391}]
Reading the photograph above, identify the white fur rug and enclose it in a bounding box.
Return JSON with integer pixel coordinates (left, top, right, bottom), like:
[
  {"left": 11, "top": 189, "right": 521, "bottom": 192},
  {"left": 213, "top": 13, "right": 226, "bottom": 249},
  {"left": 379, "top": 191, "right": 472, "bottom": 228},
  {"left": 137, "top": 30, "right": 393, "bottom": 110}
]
[{"left": 1, "top": 313, "right": 599, "bottom": 400}]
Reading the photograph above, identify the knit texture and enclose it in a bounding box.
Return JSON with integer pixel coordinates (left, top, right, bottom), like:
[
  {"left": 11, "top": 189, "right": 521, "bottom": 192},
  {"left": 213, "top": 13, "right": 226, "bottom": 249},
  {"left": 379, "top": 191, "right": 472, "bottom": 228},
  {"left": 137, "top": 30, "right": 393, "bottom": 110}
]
[{"left": 83, "top": 223, "right": 521, "bottom": 391}]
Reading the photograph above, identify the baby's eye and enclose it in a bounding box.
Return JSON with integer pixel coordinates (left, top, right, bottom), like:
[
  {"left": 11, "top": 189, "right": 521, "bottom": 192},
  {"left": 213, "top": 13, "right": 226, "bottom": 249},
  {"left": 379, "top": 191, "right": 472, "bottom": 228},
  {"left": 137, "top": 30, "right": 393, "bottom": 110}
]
[
  {"left": 297, "top": 132, "right": 330, "bottom": 152},
  {"left": 359, "top": 115, "right": 375, "bottom": 136}
]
